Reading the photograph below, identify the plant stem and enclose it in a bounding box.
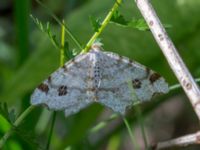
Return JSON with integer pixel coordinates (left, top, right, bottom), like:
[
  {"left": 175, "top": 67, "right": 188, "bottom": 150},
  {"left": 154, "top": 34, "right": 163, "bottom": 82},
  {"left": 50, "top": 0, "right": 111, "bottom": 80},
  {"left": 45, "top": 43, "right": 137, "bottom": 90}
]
[
  {"left": 60, "top": 20, "right": 66, "bottom": 66},
  {"left": 0, "top": 105, "right": 35, "bottom": 148},
  {"left": 46, "top": 112, "right": 56, "bottom": 150},
  {"left": 81, "top": 0, "right": 122, "bottom": 53},
  {"left": 135, "top": 106, "right": 148, "bottom": 149},
  {"left": 123, "top": 117, "right": 139, "bottom": 150},
  {"left": 152, "top": 131, "right": 200, "bottom": 150},
  {"left": 90, "top": 113, "right": 118, "bottom": 133}
]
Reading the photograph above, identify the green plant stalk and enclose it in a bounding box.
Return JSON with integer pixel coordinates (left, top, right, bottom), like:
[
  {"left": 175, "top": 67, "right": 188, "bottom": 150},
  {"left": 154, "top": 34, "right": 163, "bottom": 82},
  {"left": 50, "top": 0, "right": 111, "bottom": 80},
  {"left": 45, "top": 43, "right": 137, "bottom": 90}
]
[
  {"left": 0, "top": 105, "right": 35, "bottom": 148},
  {"left": 35, "top": 0, "right": 82, "bottom": 50},
  {"left": 46, "top": 112, "right": 56, "bottom": 150},
  {"left": 123, "top": 117, "right": 139, "bottom": 150},
  {"left": 60, "top": 20, "right": 66, "bottom": 66},
  {"left": 135, "top": 106, "right": 148, "bottom": 149},
  {"left": 170, "top": 78, "right": 200, "bottom": 91},
  {"left": 90, "top": 113, "right": 118, "bottom": 133},
  {"left": 81, "top": 0, "right": 122, "bottom": 53}
]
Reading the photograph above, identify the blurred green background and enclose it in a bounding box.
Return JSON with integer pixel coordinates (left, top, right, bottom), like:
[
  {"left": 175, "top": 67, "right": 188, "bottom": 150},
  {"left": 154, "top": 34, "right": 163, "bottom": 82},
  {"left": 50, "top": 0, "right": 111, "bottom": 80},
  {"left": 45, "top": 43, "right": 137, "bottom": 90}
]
[{"left": 0, "top": 0, "right": 200, "bottom": 149}]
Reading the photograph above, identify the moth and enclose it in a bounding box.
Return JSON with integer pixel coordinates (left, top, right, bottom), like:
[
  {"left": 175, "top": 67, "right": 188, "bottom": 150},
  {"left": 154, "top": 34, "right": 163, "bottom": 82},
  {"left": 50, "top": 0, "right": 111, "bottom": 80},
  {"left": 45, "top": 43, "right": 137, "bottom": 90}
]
[{"left": 31, "top": 43, "right": 169, "bottom": 116}]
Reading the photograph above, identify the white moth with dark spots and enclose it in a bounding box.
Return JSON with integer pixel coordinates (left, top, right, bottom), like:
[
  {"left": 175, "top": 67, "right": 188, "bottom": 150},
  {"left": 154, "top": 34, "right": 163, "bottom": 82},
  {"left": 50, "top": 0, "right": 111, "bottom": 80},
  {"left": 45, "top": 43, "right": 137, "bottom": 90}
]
[{"left": 31, "top": 43, "right": 169, "bottom": 116}]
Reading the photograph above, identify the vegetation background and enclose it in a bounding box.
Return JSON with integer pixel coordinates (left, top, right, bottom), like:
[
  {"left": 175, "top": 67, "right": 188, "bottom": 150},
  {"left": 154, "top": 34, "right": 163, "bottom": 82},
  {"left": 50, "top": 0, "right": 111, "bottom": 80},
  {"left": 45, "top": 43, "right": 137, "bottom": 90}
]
[{"left": 0, "top": 0, "right": 200, "bottom": 149}]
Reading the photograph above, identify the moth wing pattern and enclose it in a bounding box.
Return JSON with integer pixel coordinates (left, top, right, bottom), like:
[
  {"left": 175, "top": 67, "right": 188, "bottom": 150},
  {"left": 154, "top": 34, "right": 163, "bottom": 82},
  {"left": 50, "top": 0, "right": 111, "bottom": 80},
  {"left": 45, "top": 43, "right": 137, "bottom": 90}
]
[
  {"left": 94, "top": 50, "right": 169, "bottom": 114},
  {"left": 31, "top": 44, "right": 169, "bottom": 116},
  {"left": 31, "top": 53, "right": 94, "bottom": 116}
]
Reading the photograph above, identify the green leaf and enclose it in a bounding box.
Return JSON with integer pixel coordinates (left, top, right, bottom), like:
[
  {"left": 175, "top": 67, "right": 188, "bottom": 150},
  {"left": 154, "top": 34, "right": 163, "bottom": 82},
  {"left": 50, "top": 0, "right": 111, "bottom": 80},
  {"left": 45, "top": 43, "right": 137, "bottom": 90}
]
[
  {"left": 110, "top": 10, "right": 171, "bottom": 31},
  {"left": 0, "top": 102, "right": 16, "bottom": 124},
  {"left": 110, "top": 10, "right": 148, "bottom": 30},
  {"left": 127, "top": 18, "right": 149, "bottom": 31},
  {"left": 89, "top": 15, "right": 101, "bottom": 32},
  {"left": 30, "top": 15, "right": 60, "bottom": 49},
  {"left": 128, "top": 19, "right": 172, "bottom": 31},
  {"left": 110, "top": 10, "right": 128, "bottom": 26}
]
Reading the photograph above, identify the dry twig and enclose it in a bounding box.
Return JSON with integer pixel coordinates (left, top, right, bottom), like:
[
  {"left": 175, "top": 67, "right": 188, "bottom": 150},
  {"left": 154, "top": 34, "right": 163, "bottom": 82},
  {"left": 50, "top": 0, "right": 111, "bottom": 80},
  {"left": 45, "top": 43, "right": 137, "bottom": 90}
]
[
  {"left": 135, "top": 0, "right": 200, "bottom": 120},
  {"left": 152, "top": 131, "right": 200, "bottom": 149}
]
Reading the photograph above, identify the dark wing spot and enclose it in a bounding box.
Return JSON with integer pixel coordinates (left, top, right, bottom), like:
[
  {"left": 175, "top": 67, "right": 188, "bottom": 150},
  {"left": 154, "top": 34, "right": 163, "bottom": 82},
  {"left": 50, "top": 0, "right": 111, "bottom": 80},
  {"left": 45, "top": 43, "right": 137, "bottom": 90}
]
[
  {"left": 132, "top": 79, "right": 141, "bottom": 89},
  {"left": 58, "top": 85, "right": 68, "bottom": 96},
  {"left": 149, "top": 73, "right": 161, "bottom": 84},
  {"left": 38, "top": 83, "right": 49, "bottom": 94}
]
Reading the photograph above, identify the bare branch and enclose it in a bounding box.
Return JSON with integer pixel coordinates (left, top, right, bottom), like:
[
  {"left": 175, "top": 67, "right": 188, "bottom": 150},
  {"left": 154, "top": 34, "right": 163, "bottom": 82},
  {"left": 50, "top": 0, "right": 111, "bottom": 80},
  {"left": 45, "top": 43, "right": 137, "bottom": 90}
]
[
  {"left": 152, "top": 131, "right": 200, "bottom": 149},
  {"left": 135, "top": 0, "right": 200, "bottom": 120}
]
